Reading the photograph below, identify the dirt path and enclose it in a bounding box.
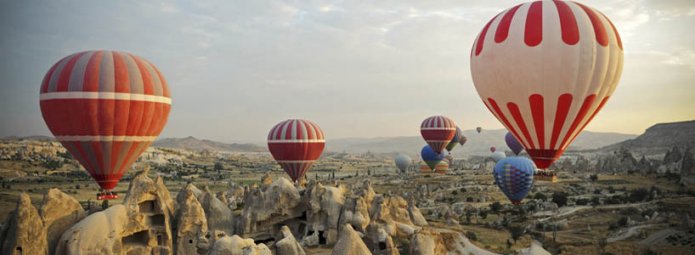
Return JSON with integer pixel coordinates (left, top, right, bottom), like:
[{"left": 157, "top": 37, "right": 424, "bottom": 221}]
[{"left": 607, "top": 224, "right": 664, "bottom": 242}]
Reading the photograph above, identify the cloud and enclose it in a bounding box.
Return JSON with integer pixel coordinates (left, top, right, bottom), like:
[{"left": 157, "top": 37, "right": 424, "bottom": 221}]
[{"left": 0, "top": 0, "right": 694, "bottom": 140}]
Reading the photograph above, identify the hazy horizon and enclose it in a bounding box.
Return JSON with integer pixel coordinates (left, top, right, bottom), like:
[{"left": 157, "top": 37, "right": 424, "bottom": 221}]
[{"left": 2, "top": 0, "right": 694, "bottom": 143}]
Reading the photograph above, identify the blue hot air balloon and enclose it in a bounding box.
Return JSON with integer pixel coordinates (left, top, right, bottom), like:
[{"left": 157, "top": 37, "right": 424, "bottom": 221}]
[
  {"left": 493, "top": 157, "right": 536, "bottom": 204},
  {"left": 421, "top": 145, "right": 447, "bottom": 172},
  {"left": 505, "top": 132, "right": 524, "bottom": 155}
]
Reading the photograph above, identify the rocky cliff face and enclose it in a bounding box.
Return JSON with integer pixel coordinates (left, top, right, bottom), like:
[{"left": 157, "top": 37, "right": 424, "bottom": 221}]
[{"left": 603, "top": 120, "right": 695, "bottom": 154}]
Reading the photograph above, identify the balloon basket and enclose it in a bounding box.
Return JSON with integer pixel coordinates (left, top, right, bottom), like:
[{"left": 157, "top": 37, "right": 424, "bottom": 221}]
[{"left": 97, "top": 192, "right": 118, "bottom": 200}]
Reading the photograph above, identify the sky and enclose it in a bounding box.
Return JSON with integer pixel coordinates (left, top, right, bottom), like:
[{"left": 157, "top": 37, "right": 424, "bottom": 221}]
[{"left": 1, "top": 0, "right": 694, "bottom": 143}]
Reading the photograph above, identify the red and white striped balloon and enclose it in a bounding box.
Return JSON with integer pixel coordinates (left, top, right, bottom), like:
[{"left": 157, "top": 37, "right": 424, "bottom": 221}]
[
  {"left": 40, "top": 50, "right": 171, "bottom": 192},
  {"left": 420, "top": 116, "right": 457, "bottom": 153},
  {"left": 267, "top": 119, "right": 325, "bottom": 182},
  {"left": 470, "top": 1, "right": 623, "bottom": 169}
]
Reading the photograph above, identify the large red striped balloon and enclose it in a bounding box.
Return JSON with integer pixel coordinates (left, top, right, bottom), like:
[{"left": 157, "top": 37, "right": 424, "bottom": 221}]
[
  {"left": 470, "top": 1, "right": 623, "bottom": 169},
  {"left": 39, "top": 50, "right": 171, "bottom": 192},
  {"left": 420, "top": 116, "right": 457, "bottom": 153},
  {"left": 267, "top": 119, "right": 325, "bottom": 182}
]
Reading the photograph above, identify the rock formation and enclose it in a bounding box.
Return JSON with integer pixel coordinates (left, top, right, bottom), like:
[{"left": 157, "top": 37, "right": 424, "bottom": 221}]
[
  {"left": 370, "top": 195, "right": 420, "bottom": 239},
  {"left": 208, "top": 235, "right": 271, "bottom": 255},
  {"left": 0, "top": 161, "right": 557, "bottom": 255},
  {"left": 201, "top": 186, "right": 234, "bottom": 236},
  {"left": 261, "top": 172, "right": 273, "bottom": 187},
  {"left": 219, "top": 182, "right": 245, "bottom": 210},
  {"left": 176, "top": 182, "right": 204, "bottom": 208},
  {"left": 40, "top": 188, "right": 87, "bottom": 255},
  {"left": 365, "top": 224, "right": 399, "bottom": 255},
  {"left": 305, "top": 182, "right": 348, "bottom": 245},
  {"left": 340, "top": 196, "right": 371, "bottom": 232},
  {"left": 240, "top": 176, "right": 304, "bottom": 244},
  {"left": 331, "top": 224, "right": 371, "bottom": 255},
  {"left": 56, "top": 169, "right": 174, "bottom": 255},
  {"left": 0, "top": 193, "right": 48, "bottom": 255},
  {"left": 175, "top": 187, "right": 209, "bottom": 255},
  {"left": 274, "top": 225, "right": 306, "bottom": 255},
  {"left": 410, "top": 229, "right": 498, "bottom": 255}
]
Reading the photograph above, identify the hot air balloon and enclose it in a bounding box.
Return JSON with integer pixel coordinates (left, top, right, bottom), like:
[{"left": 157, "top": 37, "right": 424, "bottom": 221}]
[
  {"left": 476, "top": 127, "right": 482, "bottom": 133},
  {"left": 458, "top": 135, "right": 467, "bottom": 146},
  {"left": 39, "top": 50, "right": 172, "bottom": 200},
  {"left": 490, "top": 146, "right": 496, "bottom": 153},
  {"left": 420, "top": 116, "right": 457, "bottom": 153},
  {"left": 394, "top": 154, "right": 412, "bottom": 173},
  {"left": 505, "top": 132, "right": 524, "bottom": 155},
  {"left": 493, "top": 157, "right": 536, "bottom": 204},
  {"left": 267, "top": 119, "right": 325, "bottom": 182},
  {"left": 421, "top": 145, "right": 447, "bottom": 172},
  {"left": 490, "top": 151, "right": 506, "bottom": 162},
  {"left": 419, "top": 161, "right": 449, "bottom": 174},
  {"left": 445, "top": 127, "right": 463, "bottom": 152},
  {"left": 470, "top": 1, "right": 623, "bottom": 169}
]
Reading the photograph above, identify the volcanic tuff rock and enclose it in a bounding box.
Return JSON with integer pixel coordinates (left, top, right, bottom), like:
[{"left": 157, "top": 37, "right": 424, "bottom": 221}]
[
  {"left": 365, "top": 223, "right": 399, "bottom": 255},
  {"left": 208, "top": 235, "right": 272, "bottom": 255},
  {"left": 56, "top": 169, "right": 174, "bottom": 255},
  {"left": 305, "top": 182, "right": 348, "bottom": 245},
  {"left": 0, "top": 160, "right": 554, "bottom": 255},
  {"left": 340, "top": 196, "right": 371, "bottom": 232},
  {"left": 40, "top": 188, "right": 87, "bottom": 255},
  {"left": 175, "top": 187, "right": 209, "bottom": 255},
  {"left": 409, "top": 228, "right": 499, "bottom": 255},
  {"left": 176, "top": 183, "right": 204, "bottom": 213},
  {"left": 218, "top": 181, "right": 245, "bottom": 210},
  {"left": 201, "top": 186, "right": 234, "bottom": 236},
  {"left": 274, "top": 225, "right": 306, "bottom": 255},
  {"left": 240, "top": 176, "right": 304, "bottom": 235},
  {"left": 331, "top": 224, "right": 371, "bottom": 255},
  {"left": 0, "top": 193, "right": 48, "bottom": 255}
]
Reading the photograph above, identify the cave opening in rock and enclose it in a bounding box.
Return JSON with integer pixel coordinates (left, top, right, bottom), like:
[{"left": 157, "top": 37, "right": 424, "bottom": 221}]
[
  {"left": 139, "top": 200, "right": 156, "bottom": 214},
  {"left": 299, "top": 211, "right": 307, "bottom": 221},
  {"left": 189, "top": 239, "right": 193, "bottom": 244},
  {"left": 297, "top": 223, "right": 306, "bottom": 238},
  {"left": 148, "top": 214, "right": 165, "bottom": 226},
  {"left": 379, "top": 241, "right": 387, "bottom": 250},
  {"left": 15, "top": 246, "right": 22, "bottom": 255},
  {"left": 318, "top": 231, "right": 326, "bottom": 245},
  {"left": 122, "top": 230, "right": 150, "bottom": 245},
  {"left": 254, "top": 237, "right": 275, "bottom": 245}
]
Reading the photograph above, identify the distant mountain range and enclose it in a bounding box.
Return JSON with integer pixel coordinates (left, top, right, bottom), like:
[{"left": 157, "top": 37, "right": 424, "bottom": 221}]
[
  {"left": 0, "top": 135, "right": 55, "bottom": 141},
  {"left": 601, "top": 120, "right": 695, "bottom": 155},
  {"left": 7, "top": 119, "right": 694, "bottom": 156},
  {"left": 152, "top": 136, "right": 266, "bottom": 152},
  {"left": 326, "top": 129, "right": 637, "bottom": 157}
]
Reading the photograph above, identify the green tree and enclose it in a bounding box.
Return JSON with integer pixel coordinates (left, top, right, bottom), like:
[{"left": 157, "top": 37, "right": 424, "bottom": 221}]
[
  {"left": 490, "top": 202, "right": 502, "bottom": 213},
  {"left": 589, "top": 174, "right": 599, "bottom": 182},
  {"left": 508, "top": 224, "right": 526, "bottom": 242},
  {"left": 533, "top": 192, "right": 547, "bottom": 201},
  {"left": 479, "top": 210, "right": 488, "bottom": 220},
  {"left": 628, "top": 188, "right": 649, "bottom": 203},
  {"left": 552, "top": 192, "right": 568, "bottom": 207}
]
